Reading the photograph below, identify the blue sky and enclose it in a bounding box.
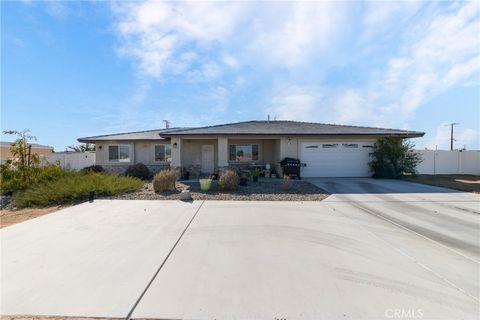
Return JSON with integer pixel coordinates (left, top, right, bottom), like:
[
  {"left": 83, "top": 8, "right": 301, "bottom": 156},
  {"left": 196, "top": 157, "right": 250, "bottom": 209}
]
[{"left": 2, "top": 1, "right": 479, "bottom": 151}]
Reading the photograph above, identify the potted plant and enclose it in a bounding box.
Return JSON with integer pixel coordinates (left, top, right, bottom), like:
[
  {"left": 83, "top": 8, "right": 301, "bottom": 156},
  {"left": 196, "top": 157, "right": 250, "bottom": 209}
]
[
  {"left": 251, "top": 168, "right": 262, "bottom": 182},
  {"left": 199, "top": 177, "right": 212, "bottom": 192}
]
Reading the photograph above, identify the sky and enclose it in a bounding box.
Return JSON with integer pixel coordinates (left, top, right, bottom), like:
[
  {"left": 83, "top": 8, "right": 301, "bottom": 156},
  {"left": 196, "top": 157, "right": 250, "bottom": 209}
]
[{"left": 1, "top": 0, "right": 479, "bottom": 151}]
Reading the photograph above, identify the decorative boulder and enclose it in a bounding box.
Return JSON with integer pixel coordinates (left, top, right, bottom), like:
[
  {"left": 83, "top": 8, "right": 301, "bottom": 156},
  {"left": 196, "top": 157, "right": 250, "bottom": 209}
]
[{"left": 179, "top": 189, "right": 192, "bottom": 201}]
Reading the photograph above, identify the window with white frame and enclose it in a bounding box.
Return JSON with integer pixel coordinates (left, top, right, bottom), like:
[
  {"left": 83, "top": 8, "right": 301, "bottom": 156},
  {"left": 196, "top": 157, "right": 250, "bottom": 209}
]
[
  {"left": 229, "top": 144, "right": 259, "bottom": 161},
  {"left": 154, "top": 144, "right": 172, "bottom": 162},
  {"left": 108, "top": 145, "right": 130, "bottom": 162}
]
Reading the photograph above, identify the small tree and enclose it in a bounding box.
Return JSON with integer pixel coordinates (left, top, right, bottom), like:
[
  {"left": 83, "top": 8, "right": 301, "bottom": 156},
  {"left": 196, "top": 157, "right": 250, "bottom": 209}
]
[
  {"left": 67, "top": 143, "right": 95, "bottom": 152},
  {"left": 1, "top": 130, "right": 41, "bottom": 193},
  {"left": 369, "top": 137, "right": 422, "bottom": 179}
]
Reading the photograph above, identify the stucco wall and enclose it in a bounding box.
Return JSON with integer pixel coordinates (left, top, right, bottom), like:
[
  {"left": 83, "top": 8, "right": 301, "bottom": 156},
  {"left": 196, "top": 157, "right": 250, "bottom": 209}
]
[
  {"left": 181, "top": 139, "right": 218, "bottom": 167},
  {"left": 95, "top": 140, "right": 170, "bottom": 167}
]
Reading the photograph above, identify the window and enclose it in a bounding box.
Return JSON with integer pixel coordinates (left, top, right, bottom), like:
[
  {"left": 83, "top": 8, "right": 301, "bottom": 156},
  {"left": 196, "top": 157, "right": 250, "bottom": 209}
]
[
  {"left": 108, "top": 145, "right": 130, "bottom": 162},
  {"left": 342, "top": 143, "right": 359, "bottom": 148},
  {"left": 305, "top": 145, "right": 319, "bottom": 148},
  {"left": 229, "top": 144, "right": 259, "bottom": 161},
  {"left": 154, "top": 144, "right": 172, "bottom": 162}
]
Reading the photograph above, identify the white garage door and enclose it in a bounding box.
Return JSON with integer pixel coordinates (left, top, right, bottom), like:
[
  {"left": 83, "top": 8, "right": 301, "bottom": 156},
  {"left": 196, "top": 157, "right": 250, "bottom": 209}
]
[{"left": 300, "top": 141, "right": 373, "bottom": 177}]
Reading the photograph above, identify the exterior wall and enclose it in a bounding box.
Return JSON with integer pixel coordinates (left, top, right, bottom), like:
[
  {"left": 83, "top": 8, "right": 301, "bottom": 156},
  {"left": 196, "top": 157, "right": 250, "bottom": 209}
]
[
  {"left": 94, "top": 140, "right": 170, "bottom": 174},
  {"left": 416, "top": 150, "right": 480, "bottom": 175},
  {"left": 180, "top": 139, "right": 218, "bottom": 177}
]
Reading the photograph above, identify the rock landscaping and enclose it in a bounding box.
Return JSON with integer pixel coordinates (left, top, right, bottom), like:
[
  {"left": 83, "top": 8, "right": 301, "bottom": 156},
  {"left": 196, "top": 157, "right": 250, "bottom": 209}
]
[{"left": 111, "top": 178, "right": 329, "bottom": 201}]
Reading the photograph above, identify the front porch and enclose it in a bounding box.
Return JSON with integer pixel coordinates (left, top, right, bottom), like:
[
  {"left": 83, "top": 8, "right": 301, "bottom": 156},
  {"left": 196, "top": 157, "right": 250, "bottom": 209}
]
[{"left": 170, "top": 137, "right": 282, "bottom": 178}]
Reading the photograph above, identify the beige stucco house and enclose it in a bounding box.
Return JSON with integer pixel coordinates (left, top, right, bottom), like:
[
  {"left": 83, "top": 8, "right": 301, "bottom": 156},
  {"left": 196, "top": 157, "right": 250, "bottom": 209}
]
[{"left": 78, "top": 120, "right": 424, "bottom": 178}]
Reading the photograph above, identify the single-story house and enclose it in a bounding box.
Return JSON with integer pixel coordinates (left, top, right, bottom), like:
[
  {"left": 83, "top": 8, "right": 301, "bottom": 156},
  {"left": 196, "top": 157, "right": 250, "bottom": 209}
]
[{"left": 78, "top": 120, "right": 424, "bottom": 178}]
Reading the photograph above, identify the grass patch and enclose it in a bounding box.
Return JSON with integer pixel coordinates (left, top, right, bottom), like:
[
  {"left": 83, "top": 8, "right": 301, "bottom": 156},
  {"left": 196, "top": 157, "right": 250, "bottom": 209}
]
[{"left": 13, "top": 173, "right": 143, "bottom": 208}]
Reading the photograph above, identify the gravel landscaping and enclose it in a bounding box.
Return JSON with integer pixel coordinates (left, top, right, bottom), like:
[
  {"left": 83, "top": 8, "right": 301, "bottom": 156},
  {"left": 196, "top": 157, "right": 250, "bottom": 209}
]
[{"left": 111, "top": 179, "right": 329, "bottom": 201}]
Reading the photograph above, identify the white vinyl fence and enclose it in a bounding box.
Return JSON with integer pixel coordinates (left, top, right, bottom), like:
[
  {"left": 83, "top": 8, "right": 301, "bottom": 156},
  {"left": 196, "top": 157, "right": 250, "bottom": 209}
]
[
  {"left": 415, "top": 150, "right": 480, "bottom": 175},
  {"left": 45, "top": 152, "right": 96, "bottom": 171}
]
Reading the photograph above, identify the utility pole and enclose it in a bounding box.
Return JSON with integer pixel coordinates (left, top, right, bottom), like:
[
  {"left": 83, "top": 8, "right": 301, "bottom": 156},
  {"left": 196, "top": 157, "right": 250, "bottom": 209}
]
[
  {"left": 163, "top": 120, "right": 171, "bottom": 129},
  {"left": 445, "top": 123, "right": 459, "bottom": 151}
]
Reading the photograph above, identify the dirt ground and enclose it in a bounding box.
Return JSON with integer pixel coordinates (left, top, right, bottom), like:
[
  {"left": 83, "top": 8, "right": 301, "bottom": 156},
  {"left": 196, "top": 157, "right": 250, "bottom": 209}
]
[
  {"left": 0, "top": 206, "right": 68, "bottom": 229},
  {"left": 405, "top": 174, "right": 480, "bottom": 193},
  {"left": 1, "top": 317, "right": 123, "bottom": 320}
]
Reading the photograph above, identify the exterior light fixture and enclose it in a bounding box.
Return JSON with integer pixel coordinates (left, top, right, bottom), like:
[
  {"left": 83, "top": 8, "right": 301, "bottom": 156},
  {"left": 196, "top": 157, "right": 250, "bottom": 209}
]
[{"left": 173, "top": 142, "right": 178, "bottom": 148}]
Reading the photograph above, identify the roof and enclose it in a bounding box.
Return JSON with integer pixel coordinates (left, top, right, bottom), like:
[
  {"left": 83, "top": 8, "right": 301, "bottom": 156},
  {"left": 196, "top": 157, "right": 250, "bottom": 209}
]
[
  {"left": 0, "top": 141, "right": 54, "bottom": 149},
  {"left": 77, "top": 128, "right": 182, "bottom": 143},
  {"left": 160, "top": 121, "right": 425, "bottom": 137}
]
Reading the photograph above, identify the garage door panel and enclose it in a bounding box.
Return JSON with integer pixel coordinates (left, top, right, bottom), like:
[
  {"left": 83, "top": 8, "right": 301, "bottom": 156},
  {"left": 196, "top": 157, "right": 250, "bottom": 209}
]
[{"left": 300, "top": 142, "right": 372, "bottom": 177}]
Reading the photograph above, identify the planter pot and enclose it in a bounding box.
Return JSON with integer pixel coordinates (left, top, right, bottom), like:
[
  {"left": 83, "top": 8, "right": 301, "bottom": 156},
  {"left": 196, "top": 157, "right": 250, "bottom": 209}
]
[
  {"left": 252, "top": 176, "right": 259, "bottom": 182},
  {"left": 199, "top": 179, "right": 212, "bottom": 192}
]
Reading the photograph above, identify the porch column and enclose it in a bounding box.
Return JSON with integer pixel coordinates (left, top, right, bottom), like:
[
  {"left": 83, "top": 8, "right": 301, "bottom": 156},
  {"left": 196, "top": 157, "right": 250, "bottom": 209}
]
[
  {"left": 217, "top": 136, "right": 229, "bottom": 168},
  {"left": 171, "top": 137, "right": 182, "bottom": 167}
]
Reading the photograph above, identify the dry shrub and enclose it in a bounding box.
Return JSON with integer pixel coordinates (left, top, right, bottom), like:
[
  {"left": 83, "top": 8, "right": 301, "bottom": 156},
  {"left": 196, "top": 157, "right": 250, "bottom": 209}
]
[
  {"left": 219, "top": 170, "right": 239, "bottom": 191},
  {"left": 280, "top": 175, "right": 292, "bottom": 191},
  {"left": 153, "top": 169, "right": 177, "bottom": 192}
]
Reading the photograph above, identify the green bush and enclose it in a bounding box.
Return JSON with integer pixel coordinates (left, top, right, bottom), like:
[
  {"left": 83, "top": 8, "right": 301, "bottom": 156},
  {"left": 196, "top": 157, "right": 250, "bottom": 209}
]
[
  {"left": 125, "top": 163, "right": 150, "bottom": 180},
  {"left": 219, "top": 170, "right": 239, "bottom": 191},
  {"left": 0, "top": 163, "right": 23, "bottom": 195},
  {"left": 1, "top": 162, "right": 68, "bottom": 195},
  {"left": 80, "top": 165, "right": 104, "bottom": 173},
  {"left": 153, "top": 169, "right": 177, "bottom": 192},
  {"left": 369, "top": 137, "right": 422, "bottom": 179},
  {"left": 13, "top": 173, "right": 143, "bottom": 208}
]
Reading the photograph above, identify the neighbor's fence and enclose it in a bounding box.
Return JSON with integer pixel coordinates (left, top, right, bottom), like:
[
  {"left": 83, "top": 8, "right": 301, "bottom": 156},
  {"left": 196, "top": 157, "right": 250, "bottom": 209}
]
[
  {"left": 415, "top": 150, "right": 480, "bottom": 175},
  {"left": 45, "top": 152, "right": 96, "bottom": 171}
]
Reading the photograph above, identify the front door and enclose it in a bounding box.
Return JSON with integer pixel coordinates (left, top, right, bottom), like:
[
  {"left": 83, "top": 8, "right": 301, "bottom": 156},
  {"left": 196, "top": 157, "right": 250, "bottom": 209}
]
[{"left": 201, "top": 145, "right": 214, "bottom": 174}]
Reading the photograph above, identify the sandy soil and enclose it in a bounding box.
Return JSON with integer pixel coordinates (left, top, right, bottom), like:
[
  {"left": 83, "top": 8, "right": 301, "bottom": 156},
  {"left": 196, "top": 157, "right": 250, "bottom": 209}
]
[
  {"left": 0, "top": 206, "right": 68, "bottom": 228},
  {"left": 405, "top": 174, "right": 480, "bottom": 193}
]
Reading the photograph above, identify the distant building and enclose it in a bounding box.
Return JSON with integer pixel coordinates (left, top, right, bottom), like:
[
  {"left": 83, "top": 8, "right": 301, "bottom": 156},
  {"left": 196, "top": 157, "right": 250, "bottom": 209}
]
[{"left": 0, "top": 141, "right": 54, "bottom": 164}]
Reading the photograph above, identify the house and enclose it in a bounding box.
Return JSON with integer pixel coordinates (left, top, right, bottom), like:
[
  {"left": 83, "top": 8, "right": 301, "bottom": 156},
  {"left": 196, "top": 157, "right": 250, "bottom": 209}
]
[
  {"left": 77, "top": 120, "right": 424, "bottom": 178},
  {"left": 0, "top": 141, "right": 54, "bottom": 164}
]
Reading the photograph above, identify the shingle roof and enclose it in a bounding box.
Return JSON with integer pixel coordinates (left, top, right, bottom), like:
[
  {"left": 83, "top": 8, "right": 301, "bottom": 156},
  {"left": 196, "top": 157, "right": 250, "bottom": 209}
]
[
  {"left": 77, "top": 128, "right": 182, "bottom": 143},
  {"left": 0, "top": 141, "right": 54, "bottom": 149},
  {"left": 160, "top": 121, "right": 425, "bottom": 137}
]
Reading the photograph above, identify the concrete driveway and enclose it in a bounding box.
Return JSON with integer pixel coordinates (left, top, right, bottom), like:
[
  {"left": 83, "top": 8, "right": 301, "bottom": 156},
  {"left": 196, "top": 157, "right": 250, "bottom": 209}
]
[{"left": 1, "top": 179, "right": 479, "bottom": 319}]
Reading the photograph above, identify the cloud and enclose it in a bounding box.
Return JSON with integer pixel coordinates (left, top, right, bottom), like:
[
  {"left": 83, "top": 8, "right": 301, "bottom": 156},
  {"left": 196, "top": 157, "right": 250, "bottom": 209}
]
[
  {"left": 271, "top": 2, "right": 480, "bottom": 129},
  {"left": 266, "top": 86, "right": 321, "bottom": 122},
  {"left": 45, "top": 1, "right": 69, "bottom": 19},
  {"left": 112, "top": 1, "right": 247, "bottom": 78},
  {"left": 112, "top": 1, "right": 347, "bottom": 78}
]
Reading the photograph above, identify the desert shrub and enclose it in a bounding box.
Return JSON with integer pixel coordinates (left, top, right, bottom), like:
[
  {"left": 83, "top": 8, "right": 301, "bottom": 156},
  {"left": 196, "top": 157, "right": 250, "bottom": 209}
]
[
  {"left": 13, "top": 173, "right": 143, "bottom": 208},
  {"left": 219, "top": 170, "right": 239, "bottom": 191},
  {"left": 153, "top": 169, "right": 177, "bottom": 192},
  {"left": 1, "top": 162, "right": 68, "bottom": 195},
  {"left": 36, "top": 163, "right": 70, "bottom": 182},
  {"left": 125, "top": 163, "right": 150, "bottom": 180},
  {"left": 0, "top": 163, "right": 23, "bottom": 195},
  {"left": 81, "top": 165, "right": 104, "bottom": 173},
  {"left": 369, "top": 137, "right": 422, "bottom": 179}
]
